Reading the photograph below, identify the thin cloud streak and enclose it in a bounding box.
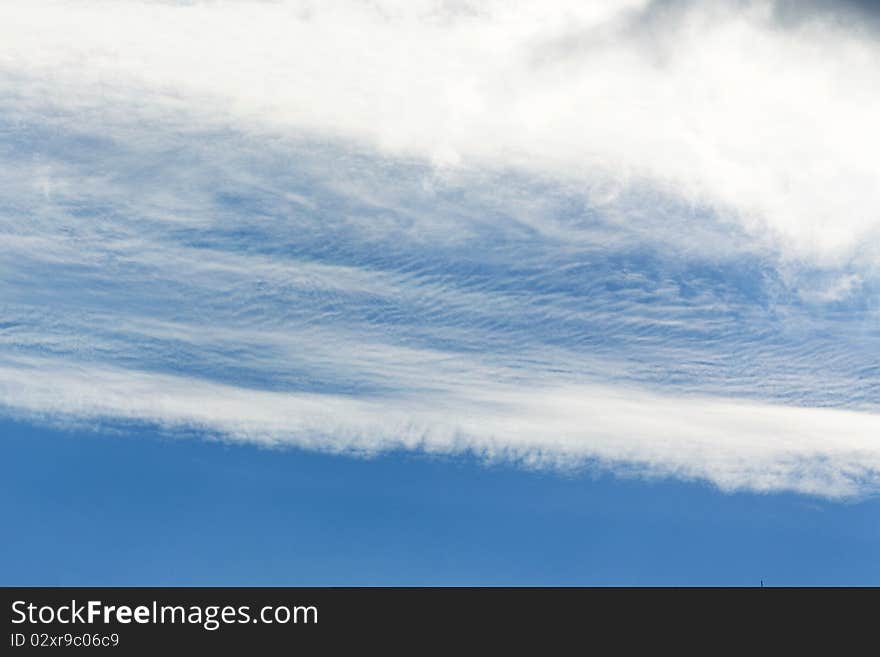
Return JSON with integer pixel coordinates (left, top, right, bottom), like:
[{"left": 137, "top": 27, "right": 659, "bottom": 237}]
[{"left": 2, "top": 356, "right": 880, "bottom": 497}]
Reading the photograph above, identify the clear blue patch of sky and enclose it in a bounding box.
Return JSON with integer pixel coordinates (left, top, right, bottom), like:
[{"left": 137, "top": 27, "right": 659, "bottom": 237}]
[{"left": 2, "top": 417, "right": 878, "bottom": 586}]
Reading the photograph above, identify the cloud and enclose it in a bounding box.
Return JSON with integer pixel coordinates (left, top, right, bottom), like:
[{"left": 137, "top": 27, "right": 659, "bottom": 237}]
[
  {"left": 2, "top": 355, "right": 880, "bottom": 498},
  {"left": 1, "top": 1, "right": 879, "bottom": 498},
  {"left": 771, "top": 0, "right": 880, "bottom": 30},
  {"left": 3, "top": 0, "right": 880, "bottom": 267}
]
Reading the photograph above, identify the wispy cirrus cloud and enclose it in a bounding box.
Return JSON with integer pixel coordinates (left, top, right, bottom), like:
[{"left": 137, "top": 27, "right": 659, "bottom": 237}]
[{"left": 1, "top": 1, "right": 879, "bottom": 497}]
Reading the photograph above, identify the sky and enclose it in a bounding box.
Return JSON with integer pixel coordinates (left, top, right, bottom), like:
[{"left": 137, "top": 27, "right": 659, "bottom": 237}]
[
  {"left": 2, "top": 0, "right": 880, "bottom": 584},
  {"left": 3, "top": 417, "right": 880, "bottom": 586}
]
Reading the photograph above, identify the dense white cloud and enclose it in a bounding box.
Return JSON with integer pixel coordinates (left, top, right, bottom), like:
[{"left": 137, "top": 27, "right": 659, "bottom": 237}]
[{"left": 2, "top": 0, "right": 880, "bottom": 267}]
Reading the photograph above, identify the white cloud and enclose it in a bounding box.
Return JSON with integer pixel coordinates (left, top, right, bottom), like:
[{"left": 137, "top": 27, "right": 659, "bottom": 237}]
[
  {"left": 2, "top": 1, "right": 880, "bottom": 499},
  {"left": 2, "top": 355, "right": 880, "bottom": 498},
  {"left": 2, "top": 0, "right": 880, "bottom": 267}
]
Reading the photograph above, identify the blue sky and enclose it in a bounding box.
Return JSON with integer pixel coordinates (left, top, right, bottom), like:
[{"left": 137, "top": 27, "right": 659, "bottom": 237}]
[
  {"left": 2, "top": 0, "right": 880, "bottom": 584},
  {"left": 4, "top": 417, "right": 879, "bottom": 586}
]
